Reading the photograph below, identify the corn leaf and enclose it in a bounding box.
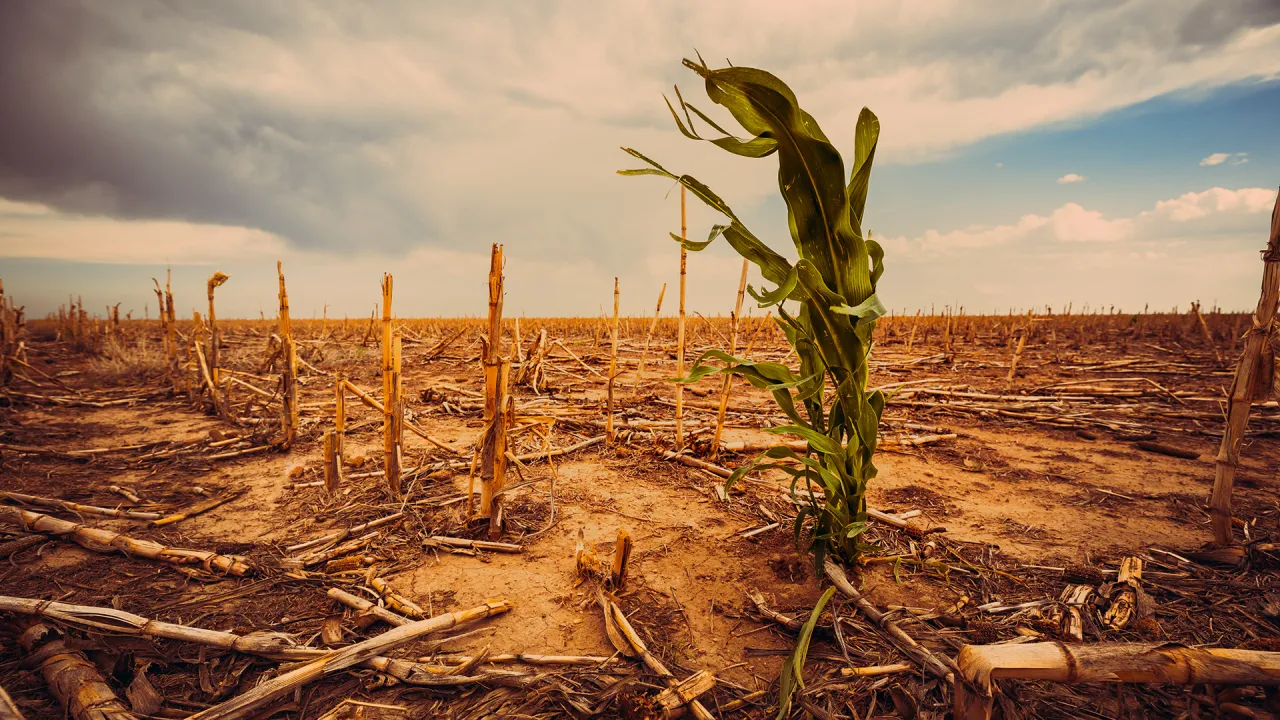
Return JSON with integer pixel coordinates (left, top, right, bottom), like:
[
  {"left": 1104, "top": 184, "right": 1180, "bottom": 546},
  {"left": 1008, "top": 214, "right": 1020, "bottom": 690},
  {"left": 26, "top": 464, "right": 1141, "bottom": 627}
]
[
  {"left": 621, "top": 57, "right": 885, "bottom": 573},
  {"left": 777, "top": 586, "right": 836, "bottom": 718}
]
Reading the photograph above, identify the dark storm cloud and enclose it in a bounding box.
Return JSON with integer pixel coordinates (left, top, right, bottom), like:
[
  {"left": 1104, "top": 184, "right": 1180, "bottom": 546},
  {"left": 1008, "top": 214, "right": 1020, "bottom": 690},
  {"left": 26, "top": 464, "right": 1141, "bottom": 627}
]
[
  {"left": 0, "top": 0, "right": 438, "bottom": 252},
  {"left": 0, "top": 0, "right": 1277, "bottom": 260},
  {"left": 1180, "top": 0, "right": 1280, "bottom": 46}
]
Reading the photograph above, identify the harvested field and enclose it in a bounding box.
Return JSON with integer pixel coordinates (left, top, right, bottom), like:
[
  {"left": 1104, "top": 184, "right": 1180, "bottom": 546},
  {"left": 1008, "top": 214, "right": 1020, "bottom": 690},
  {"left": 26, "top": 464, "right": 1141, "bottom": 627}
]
[{"left": 3, "top": 295, "right": 1279, "bottom": 719}]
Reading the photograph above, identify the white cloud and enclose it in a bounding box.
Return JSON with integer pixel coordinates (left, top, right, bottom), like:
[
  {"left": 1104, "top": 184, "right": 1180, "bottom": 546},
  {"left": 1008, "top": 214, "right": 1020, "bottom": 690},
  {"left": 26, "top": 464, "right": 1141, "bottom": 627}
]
[
  {"left": 1201, "top": 152, "right": 1250, "bottom": 166},
  {"left": 1057, "top": 173, "right": 1087, "bottom": 184},
  {"left": 1153, "top": 186, "right": 1276, "bottom": 221},
  {"left": 1050, "top": 203, "right": 1131, "bottom": 242},
  {"left": 883, "top": 186, "right": 1276, "bottom": 258}
]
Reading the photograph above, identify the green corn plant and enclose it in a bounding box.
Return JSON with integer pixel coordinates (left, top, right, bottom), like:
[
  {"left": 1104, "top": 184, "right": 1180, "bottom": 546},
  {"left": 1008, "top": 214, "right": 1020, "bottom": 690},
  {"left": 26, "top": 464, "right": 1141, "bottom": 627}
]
[{"left": 620, "top": 57, "right": 885, "bottom": 571}]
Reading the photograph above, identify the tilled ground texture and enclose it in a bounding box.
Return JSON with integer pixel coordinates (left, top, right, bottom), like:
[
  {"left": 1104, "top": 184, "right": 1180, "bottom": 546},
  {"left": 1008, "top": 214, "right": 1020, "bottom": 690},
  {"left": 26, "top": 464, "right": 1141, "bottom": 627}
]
[{"left": 1, "top": 314, "right": 1278, "bottom": 719}]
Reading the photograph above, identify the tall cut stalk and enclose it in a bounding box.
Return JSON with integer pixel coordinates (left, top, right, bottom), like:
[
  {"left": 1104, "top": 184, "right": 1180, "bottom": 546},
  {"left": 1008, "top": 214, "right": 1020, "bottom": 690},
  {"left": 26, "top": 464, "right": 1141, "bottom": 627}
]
[{"left": 621, "top": 57, "right": 886, "bottom": 570}]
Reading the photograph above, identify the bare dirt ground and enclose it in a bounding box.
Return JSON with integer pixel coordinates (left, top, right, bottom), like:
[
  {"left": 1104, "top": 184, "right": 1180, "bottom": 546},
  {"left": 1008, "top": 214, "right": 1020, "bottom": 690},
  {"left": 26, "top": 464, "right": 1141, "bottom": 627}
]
[{"left": 2, "top": 314, "right": 1278, "bottom": 719}]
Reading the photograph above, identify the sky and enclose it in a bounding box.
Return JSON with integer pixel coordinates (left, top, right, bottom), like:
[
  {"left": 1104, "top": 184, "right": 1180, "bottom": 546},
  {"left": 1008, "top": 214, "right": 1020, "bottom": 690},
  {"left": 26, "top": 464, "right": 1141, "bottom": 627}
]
[{"left": 1, "top": 0, "right": 1279, "bottom": 320}]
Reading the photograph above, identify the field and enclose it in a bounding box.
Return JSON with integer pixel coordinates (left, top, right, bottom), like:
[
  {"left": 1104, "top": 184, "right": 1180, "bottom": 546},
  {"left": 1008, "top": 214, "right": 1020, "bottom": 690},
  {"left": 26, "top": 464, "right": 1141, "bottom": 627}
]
[{"left": 2, "top": 289, "right": 1278, "bottom": 720}]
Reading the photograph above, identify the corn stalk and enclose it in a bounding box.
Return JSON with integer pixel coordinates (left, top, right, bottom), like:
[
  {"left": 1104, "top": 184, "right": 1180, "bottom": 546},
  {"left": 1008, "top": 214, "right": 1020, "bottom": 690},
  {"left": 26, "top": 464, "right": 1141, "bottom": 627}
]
[{"left": 621, "top": 57, "right": 885, "bottom": 569}]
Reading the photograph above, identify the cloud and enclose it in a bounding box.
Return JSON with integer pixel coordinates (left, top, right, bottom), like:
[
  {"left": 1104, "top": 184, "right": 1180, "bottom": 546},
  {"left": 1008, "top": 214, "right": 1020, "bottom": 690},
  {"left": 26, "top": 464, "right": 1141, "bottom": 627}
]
[
  {"left": 1057, "top": 173, "right": 1087, "bottom": 184},
  {"left": 1200, "top": 152, "right": 1250, "bottom": 166},
  {"left": 882, "top": 186, "right": 1275, "bottom": 258},
  {"left": 0, "top": 0, "right": 1278, "bottom": 271},
  {"left": 0, "top": 199, "right": 287, "bottom": 264},
  {"left": 1152, "top": 186, "right": 1275, "bottom": 221},
  {"left": 1049, "top": 203, "right": 1131, "bottom": 242}
]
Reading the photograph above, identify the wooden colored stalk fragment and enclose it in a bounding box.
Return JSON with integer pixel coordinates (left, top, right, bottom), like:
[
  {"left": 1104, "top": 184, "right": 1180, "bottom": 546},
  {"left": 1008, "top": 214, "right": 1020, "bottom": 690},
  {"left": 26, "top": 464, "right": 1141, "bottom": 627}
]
[
  {"left": 607, "top": 277, "right": 620, "bottom": 445},
  {"left": 597, "top": 591, "right": 714, "bottom": 720},
  {"left": 328, "top": 587, "right": 411, "bottom": 627},
  {"left": 342, "top": 379, "right": 456, "bottom": 452},
  {"left": 334, "top": 374, "right": 345, "bottom": 460},
  {"left": 165, "top": 271, "right": 179, "bottom": 393},
  {"left": 635, "top": 283, "right": 666, "bottom": 393},
  {"left": 286, "top": 512, "right": 404, "bottom": 554},
  {"left": 1193, "top": 301, "right": 1225, "bottom": 367},
  {"left": 277, "top": 262, "right": 298, "bottom": 448},
  {"left": 381, "top": 273, "right": 401, "bottom": 495},
  {"left": 1, "top": 491, "right": 161, "bottom": 521},
  {"left": 954, "top": 642, "right": 1280, "bottom": 720},
  {"left": 323, "top": 429, "right": 341, "bottom": 493},
  {"left": 206, "top": 271, "right": 230, "bottom": 418},
  {"left": 151, "top": 278, "right": 173, "bottom": 391},
  {"left": 484, "top": 243, "right": 504, "bottom": 422},
  {"left": 1006, "top": 326, "right": 1027, "bottom": 385},
  {"left": 185, "top": 599, "right": 512, "bottom": 720},
  {"left": 826, "top": 560, "right": 955, "bottom": 682},
  {"left": 191, "top": 316, "right": 215, "bottom": 408},
  {"left": 1, "top": 507, "right": 253, "bottom": 576},
  {"left": 0, "top": 595, "right": 318, "bottom": 661},
  {"left": 711, "top": 259, "right": 749, "bottom": 459},
  {"left": 151, "top": 490, "right": 244, "bottom": 528},
  {"left": 610, "top": 527, "right": 631, "bottom": 589},
  {"left": 1211, "top": 187, "right": 1280, "bottom": 546},
  {"left": 369, "top": 576, "right": 425, "bottom": 618},
  {"left": 16, "top": 621, "right": 136, "bottom": 720},
  {"left": 434, "top": 653, "right": 621, "bottom": 667},
  {"left": 479, "top": 360, "right": 512, "bottom": 536},
  {"left": 2, "top": 594, "right": 517, "bottom": 695},
  {"left": 676, "top": 186, "right": 688, "bottom": 450},
  {"left": 426, "top": 535, "right": 522, "bottom": 553}
]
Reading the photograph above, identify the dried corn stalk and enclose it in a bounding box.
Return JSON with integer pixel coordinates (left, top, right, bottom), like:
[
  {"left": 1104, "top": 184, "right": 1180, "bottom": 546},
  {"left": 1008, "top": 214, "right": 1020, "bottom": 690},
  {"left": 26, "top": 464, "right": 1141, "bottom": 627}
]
[
  {"left": 1, "top": 507, "right": 252, "bottom": 576},
  {"left": 955, "top": 642, "right": 1280, "bottom": 720},
  {"left": 381, "top": 274, "right": 401, "bottom": 495},
  {"left": 277, "top": 262, "right": 298, "bottom": 448},
  {"left": 1210, "top": 188, "right": 1280, "bottom": 545},
  {"left": 17, "top": 621, "right": 136, "bottom": 720},
  {"left": 206, "top": 271, "right": 230, "bottom": 418}
]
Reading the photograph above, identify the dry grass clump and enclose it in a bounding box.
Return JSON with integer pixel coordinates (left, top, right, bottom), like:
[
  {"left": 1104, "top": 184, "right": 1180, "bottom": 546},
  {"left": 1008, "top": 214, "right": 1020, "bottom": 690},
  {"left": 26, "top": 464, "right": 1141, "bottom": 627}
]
[{"left": 86, "top": 336, "right": 167, "bottom": 384}]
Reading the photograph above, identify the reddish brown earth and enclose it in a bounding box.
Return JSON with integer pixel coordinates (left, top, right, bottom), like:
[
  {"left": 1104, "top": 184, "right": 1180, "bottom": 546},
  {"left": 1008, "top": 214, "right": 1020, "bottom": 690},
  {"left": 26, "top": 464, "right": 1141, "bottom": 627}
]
[{"left": 2, "top": 315, "right": 1277, "bottom": 719}]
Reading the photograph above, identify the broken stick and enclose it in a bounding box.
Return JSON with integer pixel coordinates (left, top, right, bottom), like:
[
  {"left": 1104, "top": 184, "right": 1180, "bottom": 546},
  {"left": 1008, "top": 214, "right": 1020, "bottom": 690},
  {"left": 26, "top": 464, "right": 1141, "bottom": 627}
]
[
  {"left": 186, "top": 599, "right": 511, "bottom": 720},
  {"left": 825, "top": 560, "right": 955, "bottom": 682},
  {"left": 0, "top": 507, "right": 252, "bottom": 576},
  {"left": 598, "top": 591, "right": 716, "bottom": 720},
  {"left": 17, "top": 621, "right": 135, "bottom": 720},
  {"left": 955, "top": 642, "right": 1280, "bottom": 720}
]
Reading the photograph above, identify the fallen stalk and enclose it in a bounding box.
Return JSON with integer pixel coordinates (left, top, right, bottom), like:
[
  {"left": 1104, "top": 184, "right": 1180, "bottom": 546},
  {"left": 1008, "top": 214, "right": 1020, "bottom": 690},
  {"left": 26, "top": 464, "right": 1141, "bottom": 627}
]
[
  {"left": 955, "top": 641, "right": 1280, "bottom": 720},
  {"left": 0, "top": 507, "right": 253, "bottom": 576},
  {"left": 1, "top": 491, "right": 162, "bottom": 521},
  {"left": 598, "top": 591, "right": 716, "bottom": 720},
  {"left": 185, "top": 599, "right": 512, "bottom": 720},
  {"left": 327, "top": 587, "right": 411, "bottom": 627},
  {"left": 0, "top": 595, "right": 319, "bottom": 661},
  {"left": 286, "top": 512, "right": 405, "bottom": 554},
  {"left": 825, "top": 560, "right": 955, "bottom": 682},
  {"left": 16, "top": 621, "right": 135, "bottom": 720}
]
